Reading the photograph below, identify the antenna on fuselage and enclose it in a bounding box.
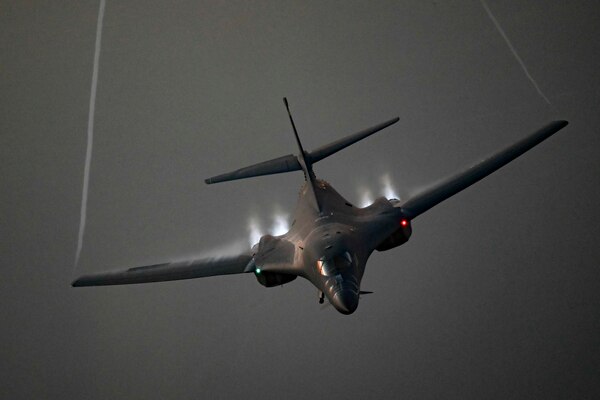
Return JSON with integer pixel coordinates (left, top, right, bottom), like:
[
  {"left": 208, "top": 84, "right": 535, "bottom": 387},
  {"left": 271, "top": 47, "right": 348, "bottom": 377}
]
[{"left": 283, "top": 97, "right": 320, "bottom": 211}]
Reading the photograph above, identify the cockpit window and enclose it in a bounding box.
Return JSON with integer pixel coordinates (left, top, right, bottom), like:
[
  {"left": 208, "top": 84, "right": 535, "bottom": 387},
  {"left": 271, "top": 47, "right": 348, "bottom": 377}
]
[{"left": 317, "top": 252, "right": 353, "bottom": 276}]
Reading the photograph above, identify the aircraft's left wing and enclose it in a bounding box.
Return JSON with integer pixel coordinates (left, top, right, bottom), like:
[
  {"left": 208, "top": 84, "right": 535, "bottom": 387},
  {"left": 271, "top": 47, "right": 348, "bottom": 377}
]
[{"left": 72, "top": 254, "right": 254, "bottom": 287}]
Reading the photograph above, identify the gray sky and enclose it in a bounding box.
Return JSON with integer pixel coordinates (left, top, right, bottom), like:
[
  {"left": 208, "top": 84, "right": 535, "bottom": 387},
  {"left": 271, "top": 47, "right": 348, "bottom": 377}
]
[{"left": 1, "top": 1, "right": 599, "bottom": 399}]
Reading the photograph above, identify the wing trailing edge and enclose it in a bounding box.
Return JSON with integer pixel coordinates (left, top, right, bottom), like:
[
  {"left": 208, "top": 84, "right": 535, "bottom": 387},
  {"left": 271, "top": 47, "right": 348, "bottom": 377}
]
[{"left": 399, "top": 120, "right": 568, "bottom": 219}]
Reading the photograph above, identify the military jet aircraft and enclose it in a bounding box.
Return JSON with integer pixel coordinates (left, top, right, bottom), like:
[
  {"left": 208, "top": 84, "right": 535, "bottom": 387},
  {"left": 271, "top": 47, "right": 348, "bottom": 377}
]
[{"left": 72, "top": 99, "right": 568, "bottom": 314}]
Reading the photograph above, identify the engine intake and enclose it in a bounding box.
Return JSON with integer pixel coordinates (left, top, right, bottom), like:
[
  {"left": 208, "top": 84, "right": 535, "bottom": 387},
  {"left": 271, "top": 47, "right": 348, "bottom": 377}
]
[
  {"left": 376, "top": 221, "right": 412, "bottom": 251},
  {"left": 254, "top": 270, "right": 297, "bottom": 287}
]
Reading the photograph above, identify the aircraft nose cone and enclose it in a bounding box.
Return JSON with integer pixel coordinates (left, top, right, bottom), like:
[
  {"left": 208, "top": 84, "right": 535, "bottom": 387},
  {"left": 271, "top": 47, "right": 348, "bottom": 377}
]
[{"left": 332, "top": 289, "right": 359, "bottom": 315}]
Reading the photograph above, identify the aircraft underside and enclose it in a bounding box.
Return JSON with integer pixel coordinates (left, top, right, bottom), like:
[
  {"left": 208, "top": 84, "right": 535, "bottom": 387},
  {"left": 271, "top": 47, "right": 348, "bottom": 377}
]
[{"left": 72, "top": 98, "right": 568, "bottom": 315}]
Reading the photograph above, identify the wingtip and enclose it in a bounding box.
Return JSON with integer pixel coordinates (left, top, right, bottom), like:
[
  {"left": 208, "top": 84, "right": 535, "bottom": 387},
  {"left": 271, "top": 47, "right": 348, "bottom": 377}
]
[
  {"left": 551, "top": 120, "right": 568, "bottom": 128},
  {"left": 548, "top": 120, "right": 569, "bottom": 132},
  {"left": 387, "top": 116, "right": 400, "bottom": 126},
  {"left": 204, "top": 178, "right": 212, "bottom": 185},
  {"left": 71, "top": 275, "right": 95, "bottom": 287}
]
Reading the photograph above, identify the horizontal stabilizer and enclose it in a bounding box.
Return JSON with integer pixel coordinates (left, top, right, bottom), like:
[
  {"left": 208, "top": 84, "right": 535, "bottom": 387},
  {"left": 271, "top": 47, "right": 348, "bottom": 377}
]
[
  {"left": 400, "top": 120, "right": 568, "bottom": 219},
  {"left": 309, "top": 117, "right": 399, "bottom": 163},
  {"left": 205, "top": 154, "right": 301, "bottom": 184},
  {"left": 205, "top": 117, "right": 399, "bottom": 184},
  {"left": 72, "top": 254, "right": 254, "bottom": 286}
]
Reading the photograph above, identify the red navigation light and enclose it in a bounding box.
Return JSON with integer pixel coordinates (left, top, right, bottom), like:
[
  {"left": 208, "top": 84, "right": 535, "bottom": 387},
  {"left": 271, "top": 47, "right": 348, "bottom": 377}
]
[{"left": 400, "top": 219, "right": 408, "bottom": 227}]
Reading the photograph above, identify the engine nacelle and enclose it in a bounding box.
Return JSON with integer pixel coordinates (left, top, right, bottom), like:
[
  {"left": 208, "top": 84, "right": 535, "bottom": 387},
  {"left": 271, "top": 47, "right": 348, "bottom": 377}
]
[
  {"left": 254, "top": 270, "right": 297, "bottom": 287},
  {"left": 376, "top": 221, "right": 412, "bottom": 251}
]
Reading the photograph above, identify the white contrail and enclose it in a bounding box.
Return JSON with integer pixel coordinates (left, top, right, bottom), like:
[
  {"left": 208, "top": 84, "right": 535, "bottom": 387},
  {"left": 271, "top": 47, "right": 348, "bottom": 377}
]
[
  {"left": 480, "top": 0, "right": 551, "bottom": 105},
  {"left": 75, "top": 0, "right": 106, "bottom": 268}
]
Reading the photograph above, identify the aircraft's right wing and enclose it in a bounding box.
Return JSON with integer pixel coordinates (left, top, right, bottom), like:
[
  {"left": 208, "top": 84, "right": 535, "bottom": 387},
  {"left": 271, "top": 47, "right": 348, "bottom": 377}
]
[
  {"left": 400, "top": 120, "right": 568, "bottom": 219},
  {"left": 72, "top": 254, "right": 255, "bottom": 287}
]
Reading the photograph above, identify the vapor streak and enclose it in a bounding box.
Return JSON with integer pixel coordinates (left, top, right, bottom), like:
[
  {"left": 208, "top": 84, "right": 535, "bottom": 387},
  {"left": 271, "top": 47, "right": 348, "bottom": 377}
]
[
  {"left": 75, "top": 0, "right": 106, "bottom": 268},
  {"left": 480, "top": 0, "right": 551, "bottom": 105}
]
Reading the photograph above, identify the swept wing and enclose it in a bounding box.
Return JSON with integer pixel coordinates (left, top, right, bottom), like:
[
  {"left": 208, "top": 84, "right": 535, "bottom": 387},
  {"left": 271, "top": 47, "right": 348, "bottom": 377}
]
[
  {"left": 72, "top": 254, "right": 254, "bottom": 286},
  {"left": 400, "top": 120, "right": 568, "bottom": 219}
]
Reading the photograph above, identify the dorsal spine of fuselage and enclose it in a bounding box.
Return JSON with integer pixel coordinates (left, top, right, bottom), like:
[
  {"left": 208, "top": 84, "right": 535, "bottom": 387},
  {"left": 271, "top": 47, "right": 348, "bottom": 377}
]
[{"left": 282, "top": 97, "right": 321, "bottom": 212}]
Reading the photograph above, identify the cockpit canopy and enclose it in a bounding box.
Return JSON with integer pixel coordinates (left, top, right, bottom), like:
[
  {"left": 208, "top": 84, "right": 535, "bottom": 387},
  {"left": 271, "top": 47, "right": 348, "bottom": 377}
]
[{"left": 316, "top": 251, "right": 353, "bottom": 276}]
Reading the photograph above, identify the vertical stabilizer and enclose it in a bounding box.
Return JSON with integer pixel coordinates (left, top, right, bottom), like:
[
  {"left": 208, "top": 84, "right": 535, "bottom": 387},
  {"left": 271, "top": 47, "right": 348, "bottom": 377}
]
[
  {"left": 283, "top": 98, "right": 321, "bottom": 211},
  {"left": 204, "top": 99, "right": 400, "bottom": 216}
]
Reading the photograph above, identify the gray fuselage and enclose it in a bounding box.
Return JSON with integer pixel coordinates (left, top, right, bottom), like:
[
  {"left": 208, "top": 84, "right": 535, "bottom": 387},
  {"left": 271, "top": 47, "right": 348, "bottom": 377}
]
[{"left": 253, "top": 179, "right": 411, "bottom": 314}]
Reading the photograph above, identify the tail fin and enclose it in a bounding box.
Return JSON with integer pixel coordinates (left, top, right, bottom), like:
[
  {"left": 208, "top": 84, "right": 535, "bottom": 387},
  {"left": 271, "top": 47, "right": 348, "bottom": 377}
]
[
  {"left": 205, "top": 102, "right": 399, "bottom": 185},
  {"left": 282, "top": 98, "right": 320, "bottom": 211},
  {"left": 283, "top": 97, "right": 310, "bottom": 175}
]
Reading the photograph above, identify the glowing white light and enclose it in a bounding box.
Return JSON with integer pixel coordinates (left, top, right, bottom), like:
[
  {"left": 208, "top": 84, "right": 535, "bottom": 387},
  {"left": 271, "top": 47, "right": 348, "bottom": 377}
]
[
  {"left": 358, "top": 188, "right": 373, "bottom": 208},
  {"left": 177, "top": 238, "right": 248, "bottom": 261},
  {"left": 270, "top": 213, "right": 289, "bottom": 236},
  {"left": 248, "top": 217, "right": 263, "bottom": 246},
  {"left": 381, "top": 174, "right": 400, "bottom": 200}
]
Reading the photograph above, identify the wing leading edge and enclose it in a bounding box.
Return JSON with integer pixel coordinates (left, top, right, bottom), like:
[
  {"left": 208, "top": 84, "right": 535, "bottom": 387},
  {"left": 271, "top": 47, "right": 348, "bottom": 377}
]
[
  {"left": 400, "top": 120, "right": 568, "bottom": 219},
  {"left": 72, "top": 254, "right": 254, "bottom": 287}
]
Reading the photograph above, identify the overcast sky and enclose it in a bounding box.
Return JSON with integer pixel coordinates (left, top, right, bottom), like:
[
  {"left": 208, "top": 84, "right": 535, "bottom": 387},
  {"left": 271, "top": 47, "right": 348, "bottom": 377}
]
[{"left": 1, "top": 1, "right": 599, "bottom": 399}]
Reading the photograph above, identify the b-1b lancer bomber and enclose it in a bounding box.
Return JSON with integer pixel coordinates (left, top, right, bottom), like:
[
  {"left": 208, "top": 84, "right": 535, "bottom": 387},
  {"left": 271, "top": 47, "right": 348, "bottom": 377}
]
[{"left": 72, "top": 99, "right": 568, "bottom": 314}]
